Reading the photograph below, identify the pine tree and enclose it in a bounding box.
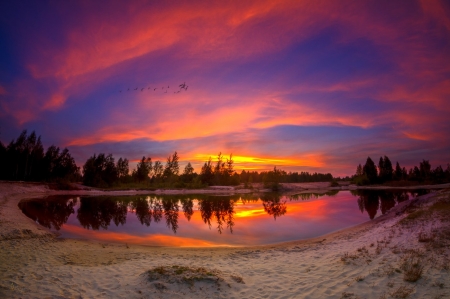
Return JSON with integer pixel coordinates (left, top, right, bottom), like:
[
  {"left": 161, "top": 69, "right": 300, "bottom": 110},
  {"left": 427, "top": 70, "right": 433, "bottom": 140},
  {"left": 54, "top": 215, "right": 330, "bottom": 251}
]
[
  {"left": 363, "top": 157, "right": 378, "bottom": 184},
  {"left": 116, "top": 158, "right": 129, "bottom": 179},
  {"left": 356, "top": 164, "right": 363, "bottom": 176},
  {"left": 135, "top": 156, "right": 152, "bottom": 182},
  {"left": 394, "top": 162, "right": 402, "bottom": 180},
  {"left": 200, "top": 157, "right": 213, "bottom": 185},
  {"left": 183, "top": 162, "right": 194, "bottom": 175},
  {"left": 383, "top": 156, "right": 393, "bottom": 182}
]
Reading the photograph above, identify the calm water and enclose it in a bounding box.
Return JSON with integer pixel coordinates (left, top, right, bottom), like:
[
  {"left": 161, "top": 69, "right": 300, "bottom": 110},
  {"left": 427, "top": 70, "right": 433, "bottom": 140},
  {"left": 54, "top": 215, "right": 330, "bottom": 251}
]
[{"left": 19, "top": 190, "right": 430, "bottom": 246}]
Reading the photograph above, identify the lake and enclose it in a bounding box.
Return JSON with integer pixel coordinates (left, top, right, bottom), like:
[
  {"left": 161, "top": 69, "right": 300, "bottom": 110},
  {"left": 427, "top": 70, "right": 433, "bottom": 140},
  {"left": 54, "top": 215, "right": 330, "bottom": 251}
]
[{"left": 19, "top": 189, "right": 430, "bottom": 246}]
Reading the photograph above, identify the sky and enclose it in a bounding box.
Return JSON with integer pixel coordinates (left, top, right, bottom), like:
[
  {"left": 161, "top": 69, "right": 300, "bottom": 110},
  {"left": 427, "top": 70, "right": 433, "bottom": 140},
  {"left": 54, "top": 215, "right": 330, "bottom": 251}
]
[{"left": 1, "top": 0, "right": 449, "bottom": 176}]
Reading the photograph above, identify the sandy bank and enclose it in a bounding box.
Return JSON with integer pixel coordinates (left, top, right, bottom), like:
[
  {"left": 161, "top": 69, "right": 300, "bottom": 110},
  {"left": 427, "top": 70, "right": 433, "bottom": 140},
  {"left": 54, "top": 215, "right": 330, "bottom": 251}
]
[{"left": 1, "top": 182, "right": 449, "bottom": 298}]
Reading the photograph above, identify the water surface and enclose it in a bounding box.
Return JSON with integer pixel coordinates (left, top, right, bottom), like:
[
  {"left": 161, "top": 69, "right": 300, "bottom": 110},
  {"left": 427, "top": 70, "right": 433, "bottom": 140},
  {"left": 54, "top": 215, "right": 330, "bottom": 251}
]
[{"left": 19, "top": 190, "right": 428, "bottom": 246}]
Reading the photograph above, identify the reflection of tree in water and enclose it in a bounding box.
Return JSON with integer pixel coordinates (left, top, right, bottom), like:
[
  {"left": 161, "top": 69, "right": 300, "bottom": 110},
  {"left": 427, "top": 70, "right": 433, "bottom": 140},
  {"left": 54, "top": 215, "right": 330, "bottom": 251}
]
[
  {"left": 130, "top": 196, "right": 191, "bottom": 233},
  {"left": 180, "top": 198, "right": 194, "bottom": 221},
  {"left": 130, "top": 197, "right": 152, "bottom": 226},
  {"left": 288, "top": 190, "right": 339, "bottom": 201},
  {"left": 162, "top": 198, "right": 179, "bottom": 233},
  {"left": 198, "top": 197, "right": 235, "bottom": 234},
  {"left": 18, "top": 196, "right": 77, "bottom": 230},
  {"left": 379, "top": 191, "right": 396, "bottom": 215},
  {"left": 356, "top": 190, "right": 379, "bottom": 220},
  {"left": 395, "top": 192, "right": 409, "bottom": 203},
  {"left": 260, "top": 193, "right": 287, "bottom": 220},
  {"left": 130, "top": 196, "right": 164, "bottom": 227},
  {"left": 77, "top": 197, "right": 127, "bottom": 230},
  {"left": 355, "top": 190, "right": 412, "bottom": 220}
]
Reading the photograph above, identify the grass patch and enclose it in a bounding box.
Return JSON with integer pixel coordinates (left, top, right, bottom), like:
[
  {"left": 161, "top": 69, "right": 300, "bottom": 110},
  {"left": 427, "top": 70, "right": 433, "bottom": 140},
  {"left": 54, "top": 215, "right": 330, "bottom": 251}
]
[
  {"left": 418, "top": 231, "right": 434, "bottom": 243},
  {"left": 399, "top": 209, "right": 429, "bottom": 225},
  {"left": 340, "top": 252, "right": 359, "bottom": 264},
  {"left": 399, "top": 195, "right": 450, "bottom": 226},
  {"left": 390, "top": 285, "right": 415, "bottom": 298},
  {"left": 230, "top": 275, "right": 245, "bottom": 284},
  {"left": 147, "top": 265, "right": 222, "bottom": 287},
  {"left": 400, "top": 255, "right": 424, "bottom": 282}
]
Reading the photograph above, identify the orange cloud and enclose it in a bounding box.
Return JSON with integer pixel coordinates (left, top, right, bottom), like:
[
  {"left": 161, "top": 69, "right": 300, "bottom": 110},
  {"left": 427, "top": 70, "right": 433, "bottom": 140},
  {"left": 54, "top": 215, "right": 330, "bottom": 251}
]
[
  {"left": 42, "top": 93, "right": 66, "bottom": 110},
  {"left": 27, "top": 0, "right": 308, "bottom": 80}
]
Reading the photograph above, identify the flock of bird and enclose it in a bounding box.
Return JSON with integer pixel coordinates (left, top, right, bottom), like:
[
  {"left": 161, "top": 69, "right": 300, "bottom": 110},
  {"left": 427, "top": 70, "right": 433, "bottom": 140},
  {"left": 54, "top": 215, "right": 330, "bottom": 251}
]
[{"left": 119, "top": 82, "right": 188, "bottom": 94}]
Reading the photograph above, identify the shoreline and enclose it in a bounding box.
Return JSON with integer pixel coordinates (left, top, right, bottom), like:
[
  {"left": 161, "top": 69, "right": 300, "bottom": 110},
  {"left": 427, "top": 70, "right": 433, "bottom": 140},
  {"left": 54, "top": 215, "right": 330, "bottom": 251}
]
[
  {"left": 6, "top": 180, "right": 450, "bottom": 196},
  {"left": 1, "top": 182, "right": 449, "bottom": 298}
]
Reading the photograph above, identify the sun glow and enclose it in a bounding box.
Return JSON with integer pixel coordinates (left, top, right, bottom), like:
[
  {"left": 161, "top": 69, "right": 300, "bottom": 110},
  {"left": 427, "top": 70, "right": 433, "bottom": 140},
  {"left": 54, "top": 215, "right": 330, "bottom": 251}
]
[{"left": 192, "top": 154, "right": 324, "bottom": 169}]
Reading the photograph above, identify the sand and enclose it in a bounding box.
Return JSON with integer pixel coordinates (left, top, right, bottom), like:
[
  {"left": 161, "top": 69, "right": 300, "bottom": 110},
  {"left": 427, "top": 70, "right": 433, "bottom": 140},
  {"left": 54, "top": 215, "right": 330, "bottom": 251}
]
[{"left": 1, "top": 182, "right": 449, "bottom": 299}]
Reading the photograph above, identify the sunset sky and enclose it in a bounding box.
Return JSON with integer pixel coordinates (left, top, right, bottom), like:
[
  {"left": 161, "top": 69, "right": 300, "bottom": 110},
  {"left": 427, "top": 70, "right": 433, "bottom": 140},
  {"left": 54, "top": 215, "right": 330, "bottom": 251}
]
[{"left": 1, "top": 1, "right": 449, "bottom": 176}]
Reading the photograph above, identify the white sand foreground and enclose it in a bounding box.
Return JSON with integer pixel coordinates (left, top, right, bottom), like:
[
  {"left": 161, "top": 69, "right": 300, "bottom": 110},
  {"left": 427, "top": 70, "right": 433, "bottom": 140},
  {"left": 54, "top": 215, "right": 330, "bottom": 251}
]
[{"left": 1, "top": 182, "right": 449, "bottom": 299}]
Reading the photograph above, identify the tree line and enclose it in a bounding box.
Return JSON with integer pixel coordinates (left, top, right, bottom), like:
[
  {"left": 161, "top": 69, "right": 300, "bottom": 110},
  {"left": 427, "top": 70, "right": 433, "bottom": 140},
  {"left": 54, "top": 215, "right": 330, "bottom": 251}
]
[
  {"left": 81, "top": 151, "right": 334, "bottom": 189},
  {"left": 353, "top": 156, "right": 450, "bottom": 185},
  {"left": 0, "top": 130, "right": 334, "bottom": 189},
  {"left": 0, "top": 130, "right": 80, "bottom": 182}
]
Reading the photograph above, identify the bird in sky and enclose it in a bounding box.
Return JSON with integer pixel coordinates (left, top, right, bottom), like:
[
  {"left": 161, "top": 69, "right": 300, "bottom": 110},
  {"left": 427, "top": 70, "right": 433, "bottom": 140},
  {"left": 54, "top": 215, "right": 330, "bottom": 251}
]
[{"left": 118, "top": 83, "right": 186, "bottom": 93}]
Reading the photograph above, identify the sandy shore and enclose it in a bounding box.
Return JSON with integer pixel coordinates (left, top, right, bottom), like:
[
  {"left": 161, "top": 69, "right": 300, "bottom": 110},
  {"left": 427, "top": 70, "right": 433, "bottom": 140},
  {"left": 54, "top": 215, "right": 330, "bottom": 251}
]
[{"left": 1, "top": 182, "right": 449, "bottom": 299}]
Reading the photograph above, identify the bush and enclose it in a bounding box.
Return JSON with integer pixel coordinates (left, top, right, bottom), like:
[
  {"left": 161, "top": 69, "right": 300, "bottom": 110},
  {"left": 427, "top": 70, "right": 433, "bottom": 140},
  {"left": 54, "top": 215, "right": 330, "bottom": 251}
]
[
  {"left": 353, "top": 174, "right": 370, "bottom": 186},
  {"left": 330, "top": 180, "right": 340, "bottom": 187}
]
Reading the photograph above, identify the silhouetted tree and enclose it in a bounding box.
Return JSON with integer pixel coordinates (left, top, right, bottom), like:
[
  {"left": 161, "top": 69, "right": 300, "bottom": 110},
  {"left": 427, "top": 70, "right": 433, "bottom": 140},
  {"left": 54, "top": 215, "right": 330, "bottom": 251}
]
[
  {"left": 0, "top": 141, "right": 6, "bottom": 179},
  {"left": 394, "top": 162, "right": 403, "bottom": 180},
  {"left": 181, "top": 162, "right": 195, "bottom": 183},
  {"left": 263, "top": 167, "right": 282, "bottom": 191},
  {"left": 356, "top": 164, "right": 363, "bottom": 176},
  {"left": 0, "top": 130, "right": 79, "bottom": 182},
  {"left": 82, "top": 153, "right": 117, "bottom": 187},
  {"left": 163, "top": 152, "right": 179, "bottom": 181},
  {"left": 152, "top": 161, "right": 163, "bottom": 181},
  {"left": 200, "top": 157, "right": 214, "bottom": 185},
  {"left": 432, "top": 165, "right": 445, "bottom": 183},
  {"left": 226, "top": 154, "right": 234, "bottom": 177},
  {"left": 116, "top": 157, "right": 130, "bottom": 180},
  {"left": 419, "top": 159, "right": 431, "bottom": 181},
  {"left": 378, "top": 156, "right": 393, "bottom": 182},
  {"left": 363, "top": 157, "right": 378, "bottom": 184},
  {"left": 134, "top": 156, "right": 152, "bottom": 182}
]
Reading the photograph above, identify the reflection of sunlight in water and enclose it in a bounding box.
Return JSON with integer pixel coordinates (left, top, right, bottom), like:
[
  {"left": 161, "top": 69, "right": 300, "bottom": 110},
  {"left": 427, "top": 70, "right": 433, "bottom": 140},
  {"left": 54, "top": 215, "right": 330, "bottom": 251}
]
[
  {"left": 234, "top": 209, "right": 266, "bottom": 218},
  {"left": 18, "top": 190, "right": 429, "bottom": 247}
]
